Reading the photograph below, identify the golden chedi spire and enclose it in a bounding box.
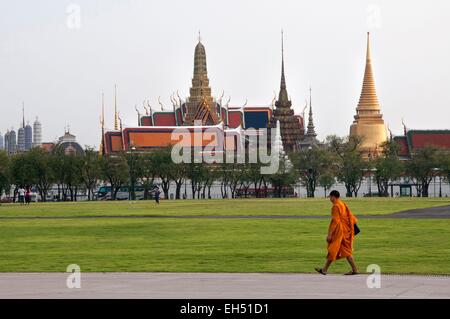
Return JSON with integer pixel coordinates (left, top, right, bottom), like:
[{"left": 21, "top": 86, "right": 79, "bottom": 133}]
[
  {"left": 99, "top": 91, "right": 105, "bottom": 156},
  {"left": 357, "top": 32, "right": 381, "bottom": 111},
  {"left": 350, "top": 33, "right": 387, "bottom": 159}
]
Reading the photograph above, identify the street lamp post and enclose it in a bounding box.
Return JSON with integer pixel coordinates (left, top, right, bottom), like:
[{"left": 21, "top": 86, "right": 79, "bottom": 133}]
[{"left": 434, "top": 175, "right": 436, "bottom": 198}]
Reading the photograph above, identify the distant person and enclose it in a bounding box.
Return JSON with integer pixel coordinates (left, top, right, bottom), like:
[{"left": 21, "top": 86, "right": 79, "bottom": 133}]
[
  {"left": 315, "top": 190, "right": 359, "bottom": 275},
  {"left": 25, "top": 187, "right": 31, "bottom": 205},
  {"left": 18, "top": 187, "right": 25, "bottom": 204},
  {"left": 154, "top": 186, "right": 161, "bottom": 204}
]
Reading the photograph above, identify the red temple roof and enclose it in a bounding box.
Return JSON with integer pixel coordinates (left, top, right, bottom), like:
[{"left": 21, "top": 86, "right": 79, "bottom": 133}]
[{"left": 394, "top": 130, "right": 450, "bottom": 158}]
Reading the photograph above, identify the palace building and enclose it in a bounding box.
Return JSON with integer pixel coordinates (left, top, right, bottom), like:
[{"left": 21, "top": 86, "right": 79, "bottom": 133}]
[{"left": 102, "top": 34, "right": 307, "bottom": 155}]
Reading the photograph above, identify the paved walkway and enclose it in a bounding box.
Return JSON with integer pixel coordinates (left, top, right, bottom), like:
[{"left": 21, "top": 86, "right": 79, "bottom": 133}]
[{"left": 1, "top": 273, "right": 449, "bottom": 299}]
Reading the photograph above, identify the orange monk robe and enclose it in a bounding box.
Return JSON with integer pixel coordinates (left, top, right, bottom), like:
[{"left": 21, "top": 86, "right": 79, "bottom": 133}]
[{"left": 327, "top": 199, "right": 358, "bottom": 261}]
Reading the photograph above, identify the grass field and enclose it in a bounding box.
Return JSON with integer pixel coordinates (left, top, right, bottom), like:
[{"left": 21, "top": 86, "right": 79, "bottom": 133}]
[
  {"left": 1, "top": 198, "right": 450, "bottom": 275},
  {"left": 1, "top": 197, "right": 450, "bottom": 218}
]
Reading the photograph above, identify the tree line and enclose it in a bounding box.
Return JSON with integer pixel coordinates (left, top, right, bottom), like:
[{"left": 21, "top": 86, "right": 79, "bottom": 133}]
[
  {"left": 292, "top": 136, "right": 450, "bottom": 198},
  {"left": 1, "top": 135, "right": 450, "bottom": 202}
]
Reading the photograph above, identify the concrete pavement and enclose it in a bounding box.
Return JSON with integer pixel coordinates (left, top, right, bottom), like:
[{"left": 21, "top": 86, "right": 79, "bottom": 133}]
[{"left": 0, "top": 273, "right": 449, "bottom": 299}]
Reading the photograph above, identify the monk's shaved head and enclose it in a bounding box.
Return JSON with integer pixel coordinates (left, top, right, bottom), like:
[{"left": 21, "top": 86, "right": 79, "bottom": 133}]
[{"left": 329, "top": 190, "right": 340, "bottom": 199}]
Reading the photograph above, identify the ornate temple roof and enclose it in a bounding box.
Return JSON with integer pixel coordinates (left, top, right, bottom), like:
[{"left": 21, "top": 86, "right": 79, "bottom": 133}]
[{"left": 394, "top": 130, "right": 450, "bottom": 159}]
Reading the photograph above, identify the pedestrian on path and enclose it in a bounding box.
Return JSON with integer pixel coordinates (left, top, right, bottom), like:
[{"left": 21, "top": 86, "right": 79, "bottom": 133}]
[
  {"left": 154, "top": 186, "right": 161, "bottom": 204},
  {"left": 18, "top": 187, "right": 25, "bottom": 204},
  {"left": 25, "top": 187, "right": 31, "bottom": 205},
  {"left": 315, "top": 190, "right": 360, "bottom": 276}
]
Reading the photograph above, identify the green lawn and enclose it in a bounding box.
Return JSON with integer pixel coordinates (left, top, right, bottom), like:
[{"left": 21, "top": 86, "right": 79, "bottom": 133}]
[
  {"left": 1, "top": 217, "right": 449, "bottom": 274},
  {"left": 1, "top": 197, "right": 450, "bottom": 218},
  {"left": 1, "top": 198, "right": 450, "bottom": 275}
]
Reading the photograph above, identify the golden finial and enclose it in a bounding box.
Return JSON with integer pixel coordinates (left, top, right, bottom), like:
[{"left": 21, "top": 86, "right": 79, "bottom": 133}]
[
  {"left": 366, "top": 32, "right": 372, "bottom": 61},
  {"left": 114, "top": 84, "right": 119, "bottom": 130},
  {"left": 99, "top": 91, "right": 105, "bottom": 155}
]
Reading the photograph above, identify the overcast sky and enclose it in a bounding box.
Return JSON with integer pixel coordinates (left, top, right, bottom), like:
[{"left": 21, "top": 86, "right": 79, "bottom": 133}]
[{"left": 1, "top": 0, "right": 449, "bottom": 147}]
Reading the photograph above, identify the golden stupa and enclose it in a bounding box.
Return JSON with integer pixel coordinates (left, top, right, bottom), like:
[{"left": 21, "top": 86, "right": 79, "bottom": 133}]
[{"left": 350, "top": 33, "right": 387, "bottom": 159}]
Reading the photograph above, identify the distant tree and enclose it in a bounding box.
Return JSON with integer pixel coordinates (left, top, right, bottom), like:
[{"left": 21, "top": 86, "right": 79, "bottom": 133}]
[
  {"left": 79, "top": 147, "right": 101, "bottom": 201},
  {"left": 200, "top": 164, "right": 217, "bottom": 199},
  {"left": 406, "top": 146, "right": 441, "bottom": 197},
  {"left": 292, "top": 146, "right": 334, "bottom": 198},
  {"left": 28, "top": 148, "right": 54, "bottom": 202},
  {"left": 238, "top": 163, "right": 252, "bottom": 198},
  {"left": 51, "top": 146, "right": 83, "bottom": 201},
  {"left": 10, "top": 154, "right": 26, "bottom": 201},
  {"left": 137, "top": 152, "right": 158, "bottom": 200},
  {"left": 172, "top": 162, "right": 187, "bottom": 200},
  {"left": 10, "top": 152, "right": 36, "bottom": 201},
  {"left": 0, "top": 151, "right": 11, "bottom": 200},
  {"left": 218, "top": 162, "right": 232, "bottom": 199},
  {"left": 228, "top": 164, "right": 242, "bottom": 199},
  {"left": 101, "top": 153, "right": 129, "bottom": 200},
  {"left": 374, "top": 140, "right": 403, "bottom": 197},
  {"left": 247, "top": 162, "right": 266, "bottom": 198},
  {"left": 64, "top": 154, "right": 83, "bottom": 201},
  {"left": 51, "top": 148, "right": 67, "bottom": 201},
  {"left": 318, "top": 172, "right": 336, "bottom": 198},
  {"left": 327, "top": 135, "right": 366, "bottom": 197},
  {"left": 186, "top": 162, "right": 207, "bottom": 199},
  {"left": 268, "top": 157, "right": 297, "bottom": 198},
  {"left": 125, "top": 148, "right": 140, "bottom": 200},
  {"left": 153, "top": 147, "right": 176, "bottom": 200}
]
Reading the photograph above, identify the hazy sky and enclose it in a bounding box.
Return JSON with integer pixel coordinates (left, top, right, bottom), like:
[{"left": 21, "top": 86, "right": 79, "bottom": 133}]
[{"left": 1, "top": 0, "right": 449, "bottom": 147}]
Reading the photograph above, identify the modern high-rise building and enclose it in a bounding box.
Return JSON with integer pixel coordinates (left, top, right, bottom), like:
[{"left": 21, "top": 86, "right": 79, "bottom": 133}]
[
  {"left": 4, "top": 131, "right": 9, "bottom": 152},
  {"left": 17, "top": 105, "right": 26, "bottom": 152},
  {"left": 17, "top": 126, "right": 25, "bottom": 152},
  {"left": 7, "top": 129, "right": 17, "bottom": 154},
  {"left": 25, "top": 122, "right": 33, "bottom": 150},
  {"left": 0, "top": 132, "right": 3, "bottom": 150},
  {"left": 33, "top": 117, "right": 42, "bottom": 147}
]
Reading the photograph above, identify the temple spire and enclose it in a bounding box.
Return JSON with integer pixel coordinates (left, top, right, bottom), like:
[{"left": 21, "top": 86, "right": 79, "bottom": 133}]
[
  {"left": 278, "top": 30, "right": 289, "bottom": 104},
  {"left": 306, "top": 87, "right": 317, "bottom": 137},
  {"left": 349, "top": 32, "right": 387, "bottom": 159},
  {"left": 357, "top": 32, "right": 380, "bottom": 111},
  {"left": 114, "top": 84, "right": 119, "bottom": 130},
  {"left": 281, "top": 30, "right": 286, "bottom": 89},
  {"left": 184, "top": 35, "right": 220, "bottom": 125},
  {"left": 278, "top": 30, "right": 289, "bottom": 103}
]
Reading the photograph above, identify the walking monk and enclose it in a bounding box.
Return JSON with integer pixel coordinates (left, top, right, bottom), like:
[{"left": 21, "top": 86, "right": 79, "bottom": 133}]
[{"left": 315, "top": 190, "right": 359, "bottom": 275}]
